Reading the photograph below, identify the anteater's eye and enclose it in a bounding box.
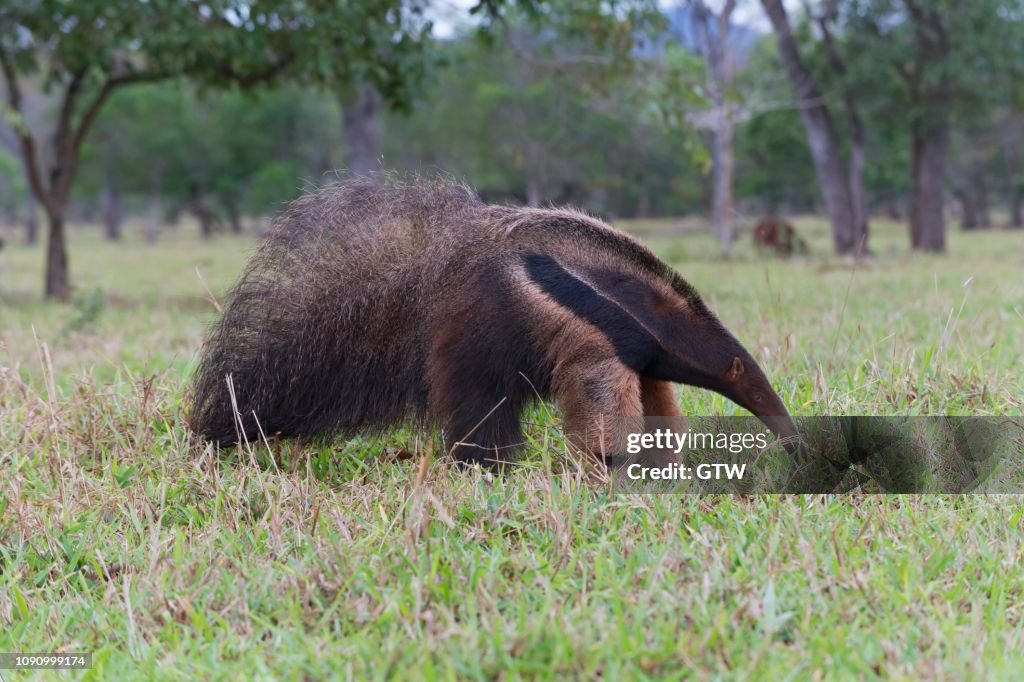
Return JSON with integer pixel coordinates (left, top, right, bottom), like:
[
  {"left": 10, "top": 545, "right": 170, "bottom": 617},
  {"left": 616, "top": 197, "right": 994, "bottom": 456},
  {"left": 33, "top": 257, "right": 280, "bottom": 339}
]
[{"left": 753, "top": 393, "right": 764, "bottom": 403}]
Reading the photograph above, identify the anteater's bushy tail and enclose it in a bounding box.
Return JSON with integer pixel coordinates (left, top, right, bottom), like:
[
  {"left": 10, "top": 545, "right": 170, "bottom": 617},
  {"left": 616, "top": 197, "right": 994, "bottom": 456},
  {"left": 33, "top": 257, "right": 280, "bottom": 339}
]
[{"left": 187, "top": 173, "right": 483, "bottom": 445}]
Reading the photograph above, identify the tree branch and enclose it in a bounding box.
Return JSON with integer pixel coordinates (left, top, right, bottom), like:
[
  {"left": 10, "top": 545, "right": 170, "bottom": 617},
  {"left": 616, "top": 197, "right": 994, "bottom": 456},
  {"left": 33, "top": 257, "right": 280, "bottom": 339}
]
[
  {"left": 71, "top": 70, "right": 167, "bottom": 154},
  {"left": 214, "top": 56, "right": 296, "bottom": 88},
  {"left": 0, "top": 46, "right": 53, "bottom": 212},
  {"left": 50, "top": 69, "right": 168, "bottom": 203},
  {"left": 47, "top": 67, "right": 89, "bottom": 201},
  {"left": 809, "top": 1, "right": 865, "bottom": 146},
  {"left": 55, "top": 69, "right": 86, "bottom": 156}
]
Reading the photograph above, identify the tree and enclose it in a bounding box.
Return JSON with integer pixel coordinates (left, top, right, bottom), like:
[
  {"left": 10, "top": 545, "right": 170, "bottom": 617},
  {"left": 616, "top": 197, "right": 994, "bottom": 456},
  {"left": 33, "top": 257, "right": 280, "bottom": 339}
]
[
  {"left": 0, "top": 1, "right": 430, "bottom": 299},
  {"left": 341, "top": 83, "right": 383, "bottom": 174},
  {"left": 760, "top": 0, "right": 862, "bottom": 255},
  {"left": 844, "top": 0, "right": 1024, "bottom": 251},
  {"left": 735, "top": 107, "right": 818, "bottom": 215},
  {"left": 689, "top": 0, "right": 741, "bottom": 256},
  {"left": 379, "top": 17, "right": 702, "bottom": 218},
  {"left": 1005, "top": 113, "right": 1024, "bottom": 228},
  {"left": 807, "top": 0, "right": 870, "bottom": 252},
  {"left": 901, "top": 1, "right": 951, "bottom": 251}
]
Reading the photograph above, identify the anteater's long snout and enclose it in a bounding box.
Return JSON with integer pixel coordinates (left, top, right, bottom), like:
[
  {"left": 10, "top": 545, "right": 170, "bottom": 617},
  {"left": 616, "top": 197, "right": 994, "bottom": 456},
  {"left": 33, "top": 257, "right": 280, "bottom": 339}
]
[
  {"left": 752, "top": 392, "right": 801, "bottom": 455},
  {"left": 759, "top": 415, "right": 801, "bottom": 455}
]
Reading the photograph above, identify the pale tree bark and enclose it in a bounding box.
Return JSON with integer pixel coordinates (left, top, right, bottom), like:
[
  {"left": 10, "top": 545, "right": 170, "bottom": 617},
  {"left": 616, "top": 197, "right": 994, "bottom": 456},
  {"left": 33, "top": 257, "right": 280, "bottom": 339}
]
[
  {"left": 1003, "top": 114, "right": 1023, "bottom": 229},
  {"left": 525, "top": 179, "right": 543, "bottom": 208},
  {"left": 341, "top": 83, "right": 382, "bottom": 174},
  {"left": 101, "top": 176, "right": 122, "bottom": 241},
  {"left": 691, "top": 0, "right": 739, "bottom": 256},
  {"left": 523, "top": 137, "right": 549, "bottom": 207},
  {"left": 761, "top": 0, "right": 860, "bottom": 255},
  {"left": 145, "top": 170, "right": 162, "bottom": 243},
  {"left": 146, "top": 198, "right": 161, "bottom": 244}
]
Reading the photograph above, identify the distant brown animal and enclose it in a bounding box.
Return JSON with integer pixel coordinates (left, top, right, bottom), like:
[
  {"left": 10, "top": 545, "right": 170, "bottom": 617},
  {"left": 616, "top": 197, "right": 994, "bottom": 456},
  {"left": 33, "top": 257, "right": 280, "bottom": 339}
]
[
  {"left": 188, "top": 174, "right": 798, "bottom": 466},
  {"left": 754, "top": 218, "right": 808, "bottom": 257}
]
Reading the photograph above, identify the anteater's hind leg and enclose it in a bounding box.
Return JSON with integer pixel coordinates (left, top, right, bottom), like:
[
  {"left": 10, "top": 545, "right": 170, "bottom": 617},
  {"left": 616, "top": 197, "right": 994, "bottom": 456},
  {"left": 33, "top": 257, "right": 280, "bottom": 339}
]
[
  {"left": 426, "top": 339, "right": 534, "bottom": 468},
  {"left": 552, "top": 356, "right": 643, "bottom": 465}
]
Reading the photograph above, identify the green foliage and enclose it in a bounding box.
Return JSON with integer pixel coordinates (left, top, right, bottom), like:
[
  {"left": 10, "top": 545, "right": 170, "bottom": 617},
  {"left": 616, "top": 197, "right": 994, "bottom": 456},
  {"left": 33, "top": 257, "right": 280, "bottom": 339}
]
[
  {"left": 378, "top": 30, "right": 707, "bottom": 216},
  {"left": 0, "top": 147, "right": 26, "bottom": 216},
  {"left": 800, "top": 0, "right": 1024, "bottom": 135},
  {"left": 62, "top": 286, "right": 106, "bottom": 336},
  {"left": 75, "top": 84, "right": 342, "bottom": 220},
  {"left": 0, "top": 0, "right": 433, "bottom": 108},
  {"left": 736, "top": 109, "right": 817, "bottom": 212}
]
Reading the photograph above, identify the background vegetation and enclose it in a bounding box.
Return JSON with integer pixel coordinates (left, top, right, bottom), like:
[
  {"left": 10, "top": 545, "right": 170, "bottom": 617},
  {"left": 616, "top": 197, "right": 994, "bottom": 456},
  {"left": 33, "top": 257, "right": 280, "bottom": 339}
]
[
  {"left": 2, "top": 1, "right": 1023, "bottom": 298},
  {"left": 1, "top": 1, "right": 1023, "bottom": 678}
]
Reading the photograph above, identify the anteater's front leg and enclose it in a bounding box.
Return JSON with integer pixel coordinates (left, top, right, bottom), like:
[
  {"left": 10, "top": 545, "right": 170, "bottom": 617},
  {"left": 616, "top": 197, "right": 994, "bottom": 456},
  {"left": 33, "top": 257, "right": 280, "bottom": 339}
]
[
  {"left": 639, "top": 377, "right": 688, "bottom": 465},
  {"left": 552, "top": 356, "right": 643, "bottom": 465},
  {"left": 640, "top": 377, "right": 682, "bottom": 417}
]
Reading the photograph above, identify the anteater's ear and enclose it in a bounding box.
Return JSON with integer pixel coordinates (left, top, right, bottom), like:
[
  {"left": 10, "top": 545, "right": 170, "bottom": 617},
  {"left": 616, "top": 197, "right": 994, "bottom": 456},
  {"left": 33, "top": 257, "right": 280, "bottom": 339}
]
[{"left": 726, "top": 356, "right": 745, "bottom": 382}]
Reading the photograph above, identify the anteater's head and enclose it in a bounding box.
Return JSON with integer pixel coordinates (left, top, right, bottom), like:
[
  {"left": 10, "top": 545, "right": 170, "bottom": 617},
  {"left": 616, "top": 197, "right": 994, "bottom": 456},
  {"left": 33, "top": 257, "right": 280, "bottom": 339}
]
[
  {"left": 645, "top": 296, "right": 800, "bottom": 452},
  {"left": 510, "top": 208, "right": 800, "bottom": 452},
  {"left": 701, "top": 350, "right": 799, "bottom": 453}
]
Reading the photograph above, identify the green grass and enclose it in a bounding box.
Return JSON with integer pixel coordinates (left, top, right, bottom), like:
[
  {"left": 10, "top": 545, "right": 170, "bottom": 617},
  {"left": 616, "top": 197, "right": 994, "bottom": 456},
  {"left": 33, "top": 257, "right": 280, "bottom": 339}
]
[{"left": 0, "top": 216, "right": 1022, "bottom": 680}]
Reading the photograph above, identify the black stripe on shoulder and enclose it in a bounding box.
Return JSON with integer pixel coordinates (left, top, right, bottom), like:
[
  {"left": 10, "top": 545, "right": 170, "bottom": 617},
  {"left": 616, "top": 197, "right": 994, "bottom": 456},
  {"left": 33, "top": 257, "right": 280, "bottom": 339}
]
[
  {"left": 531, "top": 212, "right": 712, "bottom": 316},
  {"left": 523, "top": 253, "right": 657, "bottom": 371},
  {"left": 588, "top": 227, "right": 713, "bottom": 318}
]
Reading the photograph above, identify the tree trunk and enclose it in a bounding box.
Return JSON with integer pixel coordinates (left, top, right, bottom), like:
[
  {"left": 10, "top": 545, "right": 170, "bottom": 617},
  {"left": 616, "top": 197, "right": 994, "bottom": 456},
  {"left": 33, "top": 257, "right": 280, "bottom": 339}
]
[
  {"left": 196, "top": 207, "right": 215, "bottom": 238},
  {"left": 691, "top": 0, "right": 738, "bottom": 257},
  {"left": 24, "top": 184, "right": 38, "bottom": 245},
  {"left": 44, "top": 211, "right": 69, "bottom": 300},
  {"left": 523, "top": 136, "right": 548, "bottom": 208},
  {"left": 957, "top": 171, "right": 991, "bottom": 231},
  {"left": 146, "top": 198, "right": 161, "bottom": 244},
  {"left": 816, "top": 4, "right": 870, "bottom": 254},
  {"left": 341, "top": 83, "right": 381, "bottom": 174},
  {"left": 761, "top": 0, "right": 858, "bottom": 255},
  {"left": 903, "top": 1, "right": 950, "bottom": 252},
  {"left": 145, "top": 172, "right": 162, "bottom": 243},
  {"left": 885, "top": 196, "right": 902, "bottom": 221},
  {"left": 189, "top": 184, "right": 217, "bottom": 238},
  {"left": 1005, "top": 116, "right": 1023, "bottom": 228},
  {"left": 847, "top": 118, "right": 869, "bottom": 252},
  {"left": 166, "top": 201, "right": 183, "bottom": 228},
  {"left": 957, "top": 189, "right": 978, "bottom": 230},
  {"left": 525, "top": 179, "right": 543, "bottom": 208},
  {"left": 636, "top": 190, "right": 651, "bottom": 219},
  {"left": 224, "top": 196, "right": 242, "bottom": 234},
  {"left": 101, "top": 183, "right": 122, "bottom": 240},
  {"left": 909, "top": 114, "right": 949, "bottom": 252},
  {"left": 711, "top": 123, "right": 735, "bottom": 256}
]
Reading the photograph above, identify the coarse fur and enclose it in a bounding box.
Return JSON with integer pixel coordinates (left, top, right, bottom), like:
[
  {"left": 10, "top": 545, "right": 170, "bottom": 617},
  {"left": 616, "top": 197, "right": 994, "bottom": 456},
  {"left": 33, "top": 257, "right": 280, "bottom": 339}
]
[{"left": 189, "top": 173, "right": 798, "bottom": 465}]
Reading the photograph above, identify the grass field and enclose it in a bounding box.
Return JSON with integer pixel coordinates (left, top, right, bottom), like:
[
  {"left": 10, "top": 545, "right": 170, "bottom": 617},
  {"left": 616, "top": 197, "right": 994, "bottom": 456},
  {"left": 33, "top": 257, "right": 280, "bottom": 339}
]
[{"left": 1, "top": 216, "right": 1022, "bottom": 679}]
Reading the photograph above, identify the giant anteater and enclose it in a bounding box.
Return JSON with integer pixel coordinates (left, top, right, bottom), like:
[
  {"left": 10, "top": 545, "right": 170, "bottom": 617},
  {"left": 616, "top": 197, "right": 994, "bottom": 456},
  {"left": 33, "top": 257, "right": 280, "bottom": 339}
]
[{"left": 189, "top": 174, "right": 798, "bottom": 465}]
